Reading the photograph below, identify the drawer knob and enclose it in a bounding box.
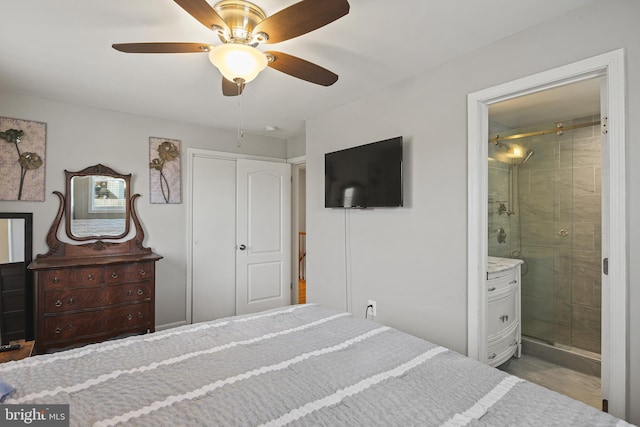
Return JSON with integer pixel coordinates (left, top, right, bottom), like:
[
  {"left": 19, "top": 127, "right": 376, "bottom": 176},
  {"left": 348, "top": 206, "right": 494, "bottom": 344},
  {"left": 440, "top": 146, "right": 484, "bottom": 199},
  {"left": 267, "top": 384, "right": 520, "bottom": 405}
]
[
  {"left": 52, "top": 277, "right": 59, "bottom": 284},
  {"left": 68, "top": 298, "right": 74, "bottom": 305},
  {"left": 127, "top": 313, "right": 133, "bottom": 321},
  {"left": 500, "top": 314, "right": 510, "bottom": 322},
  {"left": 488, "top": 286, "right": 496, "bottom": 292},
  {"left": 138, "top": 312, "right": 144, "bottom": 318},
  {"left": 87, "top": 274, "right": 95, "bottom": 281},
  {"left": 127, "top": 289, "right": 133, "bottom": 296},
  {"left": 55, "top": 299, "right": 63, "bottom": 307},
  {"left": 489, "top": 353, "right": 497, "bottom": 360},
  {"left": 137, "top": 289, "right": 144, "bottom": 296},
  {"left": 55, "top": 327, "right": 62, "bottom": 334},
  {"left": 111, "top": 272, "right": 119, "bottom": 279},
  {"left": 139, "top": 269, "right": 146, "bottom": 276}
]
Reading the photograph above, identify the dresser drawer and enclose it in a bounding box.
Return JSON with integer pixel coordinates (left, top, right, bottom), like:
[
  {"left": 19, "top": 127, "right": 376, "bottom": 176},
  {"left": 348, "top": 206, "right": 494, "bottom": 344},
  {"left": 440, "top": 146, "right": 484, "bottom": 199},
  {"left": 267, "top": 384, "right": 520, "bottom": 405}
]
[
  {"left": 43, "top": 302, "right": 151, "bottom": 342},
  {"left": 105, "top": 262, "right": 154, "bottom": 284},
  {"left": 487, "top": 323, "right": 519, "bottom": 367},
  {"left": 41, "top": 267, "right": 104, "bottom": 289},
  {"left": 487, "top": 290, "right": 517, "bottom": 342},
  {"left": 106, "top": 303, "right": 150, "bottom": 330},
  {"left": 43, "top": 282, "right": 152, "bottom": 314}
]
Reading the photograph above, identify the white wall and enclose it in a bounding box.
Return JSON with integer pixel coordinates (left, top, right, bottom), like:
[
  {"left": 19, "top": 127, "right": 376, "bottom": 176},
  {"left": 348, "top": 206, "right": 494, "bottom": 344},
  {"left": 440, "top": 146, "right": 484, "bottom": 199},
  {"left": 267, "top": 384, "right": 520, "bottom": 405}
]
[
  {"left": 287, "top": 133, "right": 306, "bottom": 159},
  {"left": 306, "top": 0, "right": 640, "bottom": 422},
  {"left": 0, "top": 90, "right": 286, "bottom": 327}
]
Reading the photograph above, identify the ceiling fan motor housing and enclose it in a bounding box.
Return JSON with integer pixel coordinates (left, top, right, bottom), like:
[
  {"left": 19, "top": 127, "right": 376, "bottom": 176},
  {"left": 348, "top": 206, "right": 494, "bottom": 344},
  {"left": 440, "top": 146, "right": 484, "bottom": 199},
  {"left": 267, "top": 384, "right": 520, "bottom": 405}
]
[{"left": 214, "top": 0, "right": 268, "bottom": 45}]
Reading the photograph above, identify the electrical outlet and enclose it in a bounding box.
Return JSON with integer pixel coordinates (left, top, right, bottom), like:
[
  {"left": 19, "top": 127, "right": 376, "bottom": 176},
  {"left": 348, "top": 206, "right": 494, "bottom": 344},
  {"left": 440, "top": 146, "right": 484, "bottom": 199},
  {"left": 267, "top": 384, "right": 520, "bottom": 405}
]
[{"left": 367, "top": 300, "right": 377, "bottom": 317}]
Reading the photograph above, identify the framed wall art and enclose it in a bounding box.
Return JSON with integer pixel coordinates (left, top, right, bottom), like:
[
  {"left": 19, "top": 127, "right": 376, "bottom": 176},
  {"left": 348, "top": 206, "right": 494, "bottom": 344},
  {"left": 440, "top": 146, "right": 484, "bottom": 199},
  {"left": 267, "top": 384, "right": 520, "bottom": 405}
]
[
  {"left": 149, "top": 137, "right": 181, "bottom": 204},
  {"left": 0, "top": 117, "right": 46, "bottom": 201}
]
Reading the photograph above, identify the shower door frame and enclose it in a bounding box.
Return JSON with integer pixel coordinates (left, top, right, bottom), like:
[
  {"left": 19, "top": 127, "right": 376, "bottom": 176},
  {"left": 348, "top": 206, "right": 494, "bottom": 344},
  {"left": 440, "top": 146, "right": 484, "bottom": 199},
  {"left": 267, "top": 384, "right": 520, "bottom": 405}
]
[{"left": 467, "top": 49, "right": 626, "bottom": 418}]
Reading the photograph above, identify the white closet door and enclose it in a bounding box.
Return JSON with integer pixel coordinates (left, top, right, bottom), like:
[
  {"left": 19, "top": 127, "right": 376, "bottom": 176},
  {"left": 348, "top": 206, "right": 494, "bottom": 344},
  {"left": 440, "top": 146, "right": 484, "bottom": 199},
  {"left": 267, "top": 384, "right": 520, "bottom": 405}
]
[
  {"left": 191, "top": 156, "right": 237, "bottom": 323},
  {"left": 236, "top": 159, "right": 291, "bottom": 315}
]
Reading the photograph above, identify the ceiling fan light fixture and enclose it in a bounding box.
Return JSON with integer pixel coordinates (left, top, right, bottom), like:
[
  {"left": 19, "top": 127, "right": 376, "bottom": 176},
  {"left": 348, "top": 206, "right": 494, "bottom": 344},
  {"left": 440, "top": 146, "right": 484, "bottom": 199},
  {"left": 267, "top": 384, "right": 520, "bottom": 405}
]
[{"left": 209, "top": 43, "right": 267, "bottom": 83}]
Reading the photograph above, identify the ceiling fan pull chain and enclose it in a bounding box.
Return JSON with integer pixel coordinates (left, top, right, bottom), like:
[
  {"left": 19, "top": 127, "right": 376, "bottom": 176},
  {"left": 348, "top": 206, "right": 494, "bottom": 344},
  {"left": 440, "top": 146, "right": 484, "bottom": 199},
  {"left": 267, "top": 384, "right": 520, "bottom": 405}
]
[{"left": 236, "top": 79, "right": 244, "bottom": 147}]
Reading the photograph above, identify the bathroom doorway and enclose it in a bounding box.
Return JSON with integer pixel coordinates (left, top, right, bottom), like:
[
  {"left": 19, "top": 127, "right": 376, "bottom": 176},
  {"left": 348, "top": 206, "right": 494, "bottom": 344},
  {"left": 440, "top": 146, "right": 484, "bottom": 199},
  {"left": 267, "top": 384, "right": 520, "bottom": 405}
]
[
  {"left": 467, "top": 50, "right": 627, "bottom": 418},
  {"left": 487, "top": 78, "right": 603, "bottom": 407},
  {"left": 489, "top": 79, "right": 602, "bottom": 355}
]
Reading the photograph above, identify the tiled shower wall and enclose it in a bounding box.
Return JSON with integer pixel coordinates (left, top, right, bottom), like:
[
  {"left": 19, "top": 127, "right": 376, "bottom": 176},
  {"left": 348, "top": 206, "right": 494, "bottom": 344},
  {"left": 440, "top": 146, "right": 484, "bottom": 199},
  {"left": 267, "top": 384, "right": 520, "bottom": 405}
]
[
  {"left": 488, "top": 122, "right": 515, "bottom": 258},
  {"left": 489, "top": 116, "right": 602, "bottom": 354}
]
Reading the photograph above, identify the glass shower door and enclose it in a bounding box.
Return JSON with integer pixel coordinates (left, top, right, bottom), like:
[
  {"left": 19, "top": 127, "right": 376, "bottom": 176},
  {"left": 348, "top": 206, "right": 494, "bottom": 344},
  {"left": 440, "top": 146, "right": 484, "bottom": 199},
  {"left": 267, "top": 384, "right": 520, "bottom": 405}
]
[
  {"left": 518, "top": 124, "right": 574, "bottom": 346},
  {"left": 488, "top": 121, "right": 575, "bottom": 347}
]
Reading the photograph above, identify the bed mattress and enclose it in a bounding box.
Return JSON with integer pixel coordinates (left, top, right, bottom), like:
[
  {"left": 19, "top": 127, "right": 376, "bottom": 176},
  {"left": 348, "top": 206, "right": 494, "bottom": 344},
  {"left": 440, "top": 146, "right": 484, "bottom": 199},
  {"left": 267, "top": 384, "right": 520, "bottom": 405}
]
[{"left": 0, "top": 304, "right": 632, "bottom": 426}]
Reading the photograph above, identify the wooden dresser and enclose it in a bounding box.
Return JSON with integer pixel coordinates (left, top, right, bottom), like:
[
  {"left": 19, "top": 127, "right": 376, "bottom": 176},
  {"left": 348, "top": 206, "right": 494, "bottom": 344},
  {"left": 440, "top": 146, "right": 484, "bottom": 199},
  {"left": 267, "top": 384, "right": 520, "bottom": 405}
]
[
  {"left": 30, "top": 252, "right": 160, "bottom": 354},
  {"left": 28, "top": 164, "right": 162, "bottom": 354}
]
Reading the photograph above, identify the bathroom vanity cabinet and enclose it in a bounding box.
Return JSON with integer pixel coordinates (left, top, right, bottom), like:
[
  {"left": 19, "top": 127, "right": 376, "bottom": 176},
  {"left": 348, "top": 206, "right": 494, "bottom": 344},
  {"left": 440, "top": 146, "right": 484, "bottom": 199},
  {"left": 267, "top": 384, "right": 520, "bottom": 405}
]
[{"left": 486, "top": 256, "right": 523, "bottom": 367}]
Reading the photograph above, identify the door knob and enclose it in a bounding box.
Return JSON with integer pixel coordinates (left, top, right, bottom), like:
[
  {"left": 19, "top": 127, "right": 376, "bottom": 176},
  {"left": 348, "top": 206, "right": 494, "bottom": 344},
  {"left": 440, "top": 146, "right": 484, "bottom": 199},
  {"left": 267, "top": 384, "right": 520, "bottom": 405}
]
[{"left": 239, "top": 244, "right": 246, "bottom": 250}]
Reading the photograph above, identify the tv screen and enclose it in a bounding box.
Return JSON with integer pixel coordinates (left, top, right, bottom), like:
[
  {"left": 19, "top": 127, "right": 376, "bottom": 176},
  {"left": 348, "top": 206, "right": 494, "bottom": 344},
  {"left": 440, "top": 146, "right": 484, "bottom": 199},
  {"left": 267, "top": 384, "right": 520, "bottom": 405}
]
[{"left": 324, "top": 136, "right": 403, "bottom": 208}]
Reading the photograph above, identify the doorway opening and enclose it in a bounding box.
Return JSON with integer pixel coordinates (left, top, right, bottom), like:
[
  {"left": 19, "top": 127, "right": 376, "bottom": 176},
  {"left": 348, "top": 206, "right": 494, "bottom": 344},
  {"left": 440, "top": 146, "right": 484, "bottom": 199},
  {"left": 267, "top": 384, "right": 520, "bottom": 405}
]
[
  {"left": 487, "top": 79, "right": 603, "bottom": 408},
  {"left": 291, "top": 160, "right": 306, "bottom": 304},
  {"left": 467, "top": 49, "right": 627, "bottom": 419}
]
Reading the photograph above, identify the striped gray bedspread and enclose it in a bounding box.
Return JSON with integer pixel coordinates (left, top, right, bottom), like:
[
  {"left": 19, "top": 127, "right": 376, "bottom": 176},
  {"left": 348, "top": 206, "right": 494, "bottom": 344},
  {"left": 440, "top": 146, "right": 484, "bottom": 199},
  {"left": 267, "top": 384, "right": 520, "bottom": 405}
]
[{"left": 0, "top": 304, "right": 632, "bottom": 426}]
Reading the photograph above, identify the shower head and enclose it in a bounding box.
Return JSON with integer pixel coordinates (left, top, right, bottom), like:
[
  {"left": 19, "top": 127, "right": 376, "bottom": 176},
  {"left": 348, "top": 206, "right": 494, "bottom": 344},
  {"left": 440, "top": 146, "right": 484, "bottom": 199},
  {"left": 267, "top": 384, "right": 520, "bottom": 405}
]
[{"left": 520, "top": 149, "right": 534, "bottom": 166}]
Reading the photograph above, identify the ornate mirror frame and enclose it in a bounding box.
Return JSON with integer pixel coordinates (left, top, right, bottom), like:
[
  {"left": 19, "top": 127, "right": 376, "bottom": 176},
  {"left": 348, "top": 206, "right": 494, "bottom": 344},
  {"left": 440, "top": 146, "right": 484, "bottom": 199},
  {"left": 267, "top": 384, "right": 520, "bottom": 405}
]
[
  {"left": 64, "top": 164, "right": 131, "bottom": 241},
  {"left": 36, "top": 164, "right": 151, "bottom": 260}
]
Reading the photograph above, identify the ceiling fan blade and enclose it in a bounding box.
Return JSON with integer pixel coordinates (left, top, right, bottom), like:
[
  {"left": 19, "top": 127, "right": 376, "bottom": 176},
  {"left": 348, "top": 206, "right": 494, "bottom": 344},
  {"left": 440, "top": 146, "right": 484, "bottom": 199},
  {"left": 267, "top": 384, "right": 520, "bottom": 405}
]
[
  {"left": 222, "top": 77, "right": 245, "bottom": 96},
  {"left": 173, "top": 0, "right": 229, "bottom": 32},
  {"left": 112, "top": 42, "right": 212, "bottom": 54},
  {"left": 266, "top": 51, "right": 338, "bottom": 86},
  {"left": 255, "top": 0, "right": 349, "bottom": 44}
]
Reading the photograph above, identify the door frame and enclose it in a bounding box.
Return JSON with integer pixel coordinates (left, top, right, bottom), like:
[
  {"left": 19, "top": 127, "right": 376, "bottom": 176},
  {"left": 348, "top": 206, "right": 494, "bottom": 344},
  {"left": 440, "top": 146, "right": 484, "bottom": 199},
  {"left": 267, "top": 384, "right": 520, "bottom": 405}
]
[
  {"left": 467, "top": 49, "right": 626, "bottom": 418},
  {"left": 186, "top": 148, "right": 289, "bottom": 324}
]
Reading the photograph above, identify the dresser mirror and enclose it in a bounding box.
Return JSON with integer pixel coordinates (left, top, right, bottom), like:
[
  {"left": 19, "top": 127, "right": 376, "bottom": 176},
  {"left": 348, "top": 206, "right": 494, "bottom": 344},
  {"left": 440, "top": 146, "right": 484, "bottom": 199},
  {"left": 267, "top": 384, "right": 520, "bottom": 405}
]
[
  {"left": 65, "top": 165, "right": 131, "bottom": 241},
  {"left": 0, "top": 212, "right": 34, "bottom": 344}
]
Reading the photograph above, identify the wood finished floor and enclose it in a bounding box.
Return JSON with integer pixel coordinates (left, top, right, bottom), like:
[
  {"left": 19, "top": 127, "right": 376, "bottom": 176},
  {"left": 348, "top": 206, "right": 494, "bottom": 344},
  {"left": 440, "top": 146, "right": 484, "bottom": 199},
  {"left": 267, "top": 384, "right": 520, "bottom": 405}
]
[
  {"left": 498, "top": 354, "right": 602, "bottom": 410},
  {"left": 298, "top": 279, "right": 306, "bottom": 304}
]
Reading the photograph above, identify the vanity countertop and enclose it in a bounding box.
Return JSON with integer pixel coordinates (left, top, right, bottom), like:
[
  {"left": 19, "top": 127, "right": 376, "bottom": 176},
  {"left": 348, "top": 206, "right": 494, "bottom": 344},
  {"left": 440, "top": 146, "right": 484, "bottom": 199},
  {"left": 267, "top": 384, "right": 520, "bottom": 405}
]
[{"left": 488, "top": 256, "right": 523, "bottom": 273}]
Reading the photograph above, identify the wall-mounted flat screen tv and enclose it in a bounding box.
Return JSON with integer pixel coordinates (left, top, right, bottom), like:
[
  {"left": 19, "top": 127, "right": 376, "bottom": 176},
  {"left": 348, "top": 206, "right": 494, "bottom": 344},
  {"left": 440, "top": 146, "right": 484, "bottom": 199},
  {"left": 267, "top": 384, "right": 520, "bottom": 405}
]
[{"left": 324, "top": 136, "right": 403, "bottom": 208}]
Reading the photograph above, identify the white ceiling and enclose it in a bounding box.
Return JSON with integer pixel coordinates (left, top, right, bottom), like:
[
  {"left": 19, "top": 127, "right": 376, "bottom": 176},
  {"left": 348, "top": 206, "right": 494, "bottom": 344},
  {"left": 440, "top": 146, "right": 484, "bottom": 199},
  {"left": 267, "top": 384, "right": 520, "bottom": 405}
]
[
  {"left": 489, "top": 77, "right": 601, "bottom": 130},
  {"left": 0, "top": 0, "right": 599, "bottom": 141}
]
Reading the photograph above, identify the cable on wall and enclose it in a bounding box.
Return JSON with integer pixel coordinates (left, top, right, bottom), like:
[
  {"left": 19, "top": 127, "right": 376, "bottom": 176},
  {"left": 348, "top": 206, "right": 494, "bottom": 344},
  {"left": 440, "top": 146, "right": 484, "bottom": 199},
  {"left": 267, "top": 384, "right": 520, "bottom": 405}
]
[{"left": 344, "top": 208, "right": 353, "bottom": 313}]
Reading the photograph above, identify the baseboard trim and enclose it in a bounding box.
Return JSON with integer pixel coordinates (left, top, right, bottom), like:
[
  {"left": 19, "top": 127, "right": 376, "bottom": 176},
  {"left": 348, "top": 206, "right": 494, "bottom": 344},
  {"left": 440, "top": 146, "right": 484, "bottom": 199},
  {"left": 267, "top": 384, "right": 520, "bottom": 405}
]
[{"left": 156, "top": 320, "right": 188, "bottom": 331}]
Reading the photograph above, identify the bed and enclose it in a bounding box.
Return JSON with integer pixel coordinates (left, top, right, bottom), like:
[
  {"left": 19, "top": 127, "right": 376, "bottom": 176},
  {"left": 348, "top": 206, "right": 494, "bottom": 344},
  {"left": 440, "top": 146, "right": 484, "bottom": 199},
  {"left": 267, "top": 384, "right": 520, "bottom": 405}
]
[{"left": 0, "top": 304, "right": 632, "bottom": 426}]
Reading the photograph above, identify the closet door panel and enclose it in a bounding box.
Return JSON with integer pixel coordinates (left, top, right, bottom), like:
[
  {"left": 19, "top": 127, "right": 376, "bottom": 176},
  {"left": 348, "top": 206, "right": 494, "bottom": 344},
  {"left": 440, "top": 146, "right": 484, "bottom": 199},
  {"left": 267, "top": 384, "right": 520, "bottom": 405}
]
[
  {"left": 236, "top": 159, "right": 291, "bottom": 315},
  {"left": 191, "top": 156, "right": 237, "bottom": 323}
]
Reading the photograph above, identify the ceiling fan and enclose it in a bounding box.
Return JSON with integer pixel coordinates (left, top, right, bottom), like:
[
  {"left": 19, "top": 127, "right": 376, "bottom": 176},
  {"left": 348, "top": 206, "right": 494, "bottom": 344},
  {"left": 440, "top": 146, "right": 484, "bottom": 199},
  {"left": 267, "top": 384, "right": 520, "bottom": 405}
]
[{"left": 112, "top": 0, "right": 350, "bottom": 96}]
